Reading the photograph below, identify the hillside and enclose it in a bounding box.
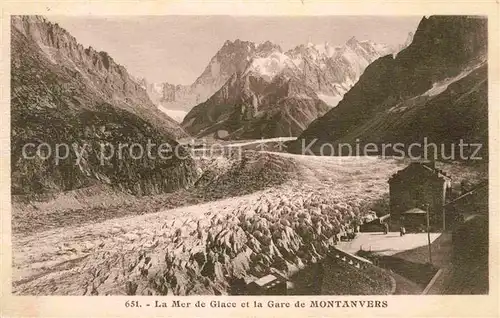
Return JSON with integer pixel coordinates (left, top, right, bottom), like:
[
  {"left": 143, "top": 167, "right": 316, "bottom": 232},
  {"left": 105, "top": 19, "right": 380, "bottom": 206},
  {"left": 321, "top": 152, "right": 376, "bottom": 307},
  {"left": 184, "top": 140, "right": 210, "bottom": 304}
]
[
  {"left": 289, "top": 15, "right": 488, "bottom": 158},
  {"left": 11, "top": 16, "right": 196, "bottom": 195}
]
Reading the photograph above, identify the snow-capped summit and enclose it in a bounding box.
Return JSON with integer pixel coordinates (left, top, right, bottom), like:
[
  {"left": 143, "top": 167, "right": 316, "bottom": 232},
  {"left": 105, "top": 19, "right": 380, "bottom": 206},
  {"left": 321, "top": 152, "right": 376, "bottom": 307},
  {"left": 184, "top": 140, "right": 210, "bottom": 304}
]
[
  {"left": 245, "top": 52, "right": 293, "bottom": 81},
  {"left": 181, "top": 36, "right": 400, "bottom": 139},
  {"left": 147, "top": 38, "right": 260, "bottom": 119},
  {"left": 256, "top": 40, "right": 282, "bottom": 55},
  {"left": 194, "top": 39, "right": 256, "bottom": 87},
  {"left": 310, "top": 42, "right": 335, "bottom": 57},
  {"left": 346, "top": 36, "right": 359, "bottom": 47},
  {"left": 150, "top": 35, "right": 403, "bottom": 125},
  {"left": 244, "top": 42, "right": 296, "bottom": 81},
  {"left": 291, "top": 16, "right": 487, "bottom": 159},
  {"left": 282, "top": 37, "right": 394, "bottom": 105}
]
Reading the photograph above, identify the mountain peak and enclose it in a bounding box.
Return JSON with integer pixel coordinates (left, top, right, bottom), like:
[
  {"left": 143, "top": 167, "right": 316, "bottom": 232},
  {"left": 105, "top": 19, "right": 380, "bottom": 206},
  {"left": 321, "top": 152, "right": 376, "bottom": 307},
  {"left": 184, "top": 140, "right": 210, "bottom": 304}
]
[
  {"left": 225, "top": 39, "right": 244, "bottom": 46},
  {"left": 216, "top": 39, "right": 256, "bottom": 58},
  {"left": 292, "top": 15, "right": 487, "bottom": 157},
  {"left": 346, "top": 36, "right": 359, "bottom": 46},
  {"left": 407, "top": 15, "right": 487, "bottom": 64},
  {"left": 256, "top": 40, "right": 282, "bottom": 55},
  {"left": 222, "top": 39, "right": 254, "bottom": 48}
]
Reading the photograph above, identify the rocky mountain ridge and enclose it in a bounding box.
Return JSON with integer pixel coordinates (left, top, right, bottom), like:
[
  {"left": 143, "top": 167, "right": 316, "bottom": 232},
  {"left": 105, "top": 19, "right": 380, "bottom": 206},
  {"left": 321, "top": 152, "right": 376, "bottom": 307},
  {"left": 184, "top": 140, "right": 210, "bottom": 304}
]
[
  {"left": 11, "top": 15, "right": 196, "bottom": 195},
  {"left": 13, "top": 15, "right": 186, "bottom": 138},
  {"left": 179, "top": 36, "right": 397, "bottom": 138},
  {"left": 148, "top": 36, "right": 396, "bottom": 124},
  {"left": 289, "top": 15, "right": 488, "bottom": 158}
]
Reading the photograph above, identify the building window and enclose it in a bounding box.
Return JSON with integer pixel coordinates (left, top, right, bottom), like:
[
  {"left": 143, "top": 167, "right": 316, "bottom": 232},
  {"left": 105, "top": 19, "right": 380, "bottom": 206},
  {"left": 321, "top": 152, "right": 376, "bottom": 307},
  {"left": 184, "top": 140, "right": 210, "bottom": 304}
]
[{"left": 411, "top": 187, "right": 425, "bottom": 207}]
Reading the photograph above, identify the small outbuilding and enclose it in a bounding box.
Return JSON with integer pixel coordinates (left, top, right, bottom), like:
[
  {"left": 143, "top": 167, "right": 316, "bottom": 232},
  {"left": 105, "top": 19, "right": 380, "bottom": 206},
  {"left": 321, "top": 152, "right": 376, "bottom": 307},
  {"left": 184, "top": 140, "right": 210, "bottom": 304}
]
[{"left": 401, "top": 208, "right": 428, "bottom": 232}]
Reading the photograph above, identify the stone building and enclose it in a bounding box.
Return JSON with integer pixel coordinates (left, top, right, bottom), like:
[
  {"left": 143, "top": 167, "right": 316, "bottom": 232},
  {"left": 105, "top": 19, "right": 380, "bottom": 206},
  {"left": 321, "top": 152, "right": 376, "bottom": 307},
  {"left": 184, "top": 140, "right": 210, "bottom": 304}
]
[{"left": 388, "top": 162, "right": 452, "bottom": 231}]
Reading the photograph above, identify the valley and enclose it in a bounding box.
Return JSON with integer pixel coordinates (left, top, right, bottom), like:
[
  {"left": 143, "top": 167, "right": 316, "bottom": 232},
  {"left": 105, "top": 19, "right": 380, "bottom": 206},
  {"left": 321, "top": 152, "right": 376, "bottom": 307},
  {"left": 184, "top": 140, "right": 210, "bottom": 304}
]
[
  {"left": 9, "top": 14, "right": 490, "bottom": 297},
  {"left": 12, "top": 148, "right": 486, "bottom": 295}
]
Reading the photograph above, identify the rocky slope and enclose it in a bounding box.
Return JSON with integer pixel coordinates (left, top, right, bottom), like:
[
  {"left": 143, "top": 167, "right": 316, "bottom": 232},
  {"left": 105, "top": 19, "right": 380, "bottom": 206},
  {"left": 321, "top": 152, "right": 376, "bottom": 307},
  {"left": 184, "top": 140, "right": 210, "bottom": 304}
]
[
  {"left": 289, "top": 15, "right": 488, "bottom": 158},
  {"left": 284, "top": 37, "right": 393, "bottom": 106},
  {"left": 181, "top": 38, "right": 395, "bottom": 139},
  {"left": 11, "top": 15, "right": 196, "bottom": 195},
  {"left": 182, "top": 71, "right": 331, "bottom": 139}
]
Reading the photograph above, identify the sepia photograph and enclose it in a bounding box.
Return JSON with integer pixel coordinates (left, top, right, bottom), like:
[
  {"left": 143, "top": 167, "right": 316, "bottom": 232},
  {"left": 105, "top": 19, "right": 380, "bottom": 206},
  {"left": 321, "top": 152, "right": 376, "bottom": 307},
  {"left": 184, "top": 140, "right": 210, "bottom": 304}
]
[{"left": 8, "top": 12, "right": 490, "bottom": 300}]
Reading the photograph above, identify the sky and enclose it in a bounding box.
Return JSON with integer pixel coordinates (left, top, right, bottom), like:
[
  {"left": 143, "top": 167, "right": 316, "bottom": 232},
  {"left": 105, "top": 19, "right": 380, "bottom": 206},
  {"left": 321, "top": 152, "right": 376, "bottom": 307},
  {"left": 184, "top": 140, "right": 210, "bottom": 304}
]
[{"left": 49, "top": 15, "right": 422, "bottom": 85}]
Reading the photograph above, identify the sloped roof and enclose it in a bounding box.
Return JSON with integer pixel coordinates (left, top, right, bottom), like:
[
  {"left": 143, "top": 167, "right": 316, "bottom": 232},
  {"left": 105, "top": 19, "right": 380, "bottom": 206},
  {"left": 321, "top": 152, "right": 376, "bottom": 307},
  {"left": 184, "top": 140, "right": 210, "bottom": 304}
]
[
  {"left": 403, "top": 208, "right": 427, "bottom": 214},
  {"left": 389, "top": 161, "right": 451, "bottom": 183}
]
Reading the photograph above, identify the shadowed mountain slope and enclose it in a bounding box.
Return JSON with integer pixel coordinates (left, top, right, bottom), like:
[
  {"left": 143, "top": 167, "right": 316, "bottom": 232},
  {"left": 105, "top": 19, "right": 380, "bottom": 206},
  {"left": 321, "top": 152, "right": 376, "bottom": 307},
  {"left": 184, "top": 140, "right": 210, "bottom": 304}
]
[
  {"left": 289, "top": 15, "right": 488, "bottom": 159},
  {"left": 11, "top": 16, "right": 196, "bottom": 195}
]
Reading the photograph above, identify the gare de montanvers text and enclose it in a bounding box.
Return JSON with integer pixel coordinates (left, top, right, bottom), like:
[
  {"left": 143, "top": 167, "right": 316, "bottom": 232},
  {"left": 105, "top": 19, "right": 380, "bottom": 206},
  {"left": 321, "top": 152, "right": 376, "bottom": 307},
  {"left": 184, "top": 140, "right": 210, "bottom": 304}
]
[{"left": 124, "top": 299, "right": 389, "bottom": 309}]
